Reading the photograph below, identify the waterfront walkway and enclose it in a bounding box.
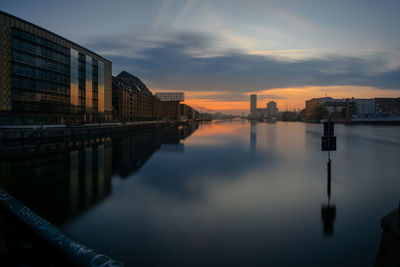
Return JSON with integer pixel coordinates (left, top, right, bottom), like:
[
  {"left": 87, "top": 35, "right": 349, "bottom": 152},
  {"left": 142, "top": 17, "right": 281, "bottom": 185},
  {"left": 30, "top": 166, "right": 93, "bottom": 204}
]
[{"left": 0, "top": 120, "right": 205, "bottom": 141}]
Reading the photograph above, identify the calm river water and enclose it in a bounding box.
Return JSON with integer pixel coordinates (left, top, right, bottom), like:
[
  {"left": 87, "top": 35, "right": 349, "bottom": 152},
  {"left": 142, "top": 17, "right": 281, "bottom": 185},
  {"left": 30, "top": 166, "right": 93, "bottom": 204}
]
[{"left": 1, "top": 120, "right": 400, "bottom": 266}]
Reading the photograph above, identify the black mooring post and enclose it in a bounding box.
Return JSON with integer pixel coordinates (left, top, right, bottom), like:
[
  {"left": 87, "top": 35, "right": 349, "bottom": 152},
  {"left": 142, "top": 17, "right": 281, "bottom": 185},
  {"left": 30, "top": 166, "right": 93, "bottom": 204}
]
[{"left": 327, "top": 159, "right": 331, "bottom": 200}]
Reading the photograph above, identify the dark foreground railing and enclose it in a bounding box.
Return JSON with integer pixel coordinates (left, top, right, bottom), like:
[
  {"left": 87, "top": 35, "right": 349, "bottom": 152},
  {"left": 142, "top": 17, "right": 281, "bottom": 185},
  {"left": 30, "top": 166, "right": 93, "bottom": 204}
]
[{"left": 0, "top": 187, "right": 124, "bottom": 266}]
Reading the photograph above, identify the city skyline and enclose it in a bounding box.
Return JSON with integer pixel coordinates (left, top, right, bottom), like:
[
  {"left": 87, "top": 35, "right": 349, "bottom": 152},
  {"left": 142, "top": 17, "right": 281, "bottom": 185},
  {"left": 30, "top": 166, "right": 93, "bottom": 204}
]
[{"left": 1, "top": 1, "right": 400, "bottom": 114}]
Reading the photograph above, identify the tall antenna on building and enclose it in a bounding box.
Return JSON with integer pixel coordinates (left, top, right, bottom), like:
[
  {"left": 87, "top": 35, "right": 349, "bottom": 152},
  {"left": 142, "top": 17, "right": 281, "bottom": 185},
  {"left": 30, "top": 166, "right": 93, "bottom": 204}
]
[{"left": 286, "top": 103, "right": 288, "bottom": 111}]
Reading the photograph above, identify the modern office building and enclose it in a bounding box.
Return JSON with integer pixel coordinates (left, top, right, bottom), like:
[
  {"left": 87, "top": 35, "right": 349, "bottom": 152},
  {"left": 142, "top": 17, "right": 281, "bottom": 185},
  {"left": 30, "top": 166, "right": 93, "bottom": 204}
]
[
  {"left": 346, "top": 98, "right": 400, "bottom": 116},
  {"left": 155, "top": 92, "right": 184, "bottom": 120},
  {"left": 179, "top": 103, "right": 193, "bottom": 120},
  {"left": 375, "top": 98, "right": 400, "bottom": 115},
  {"left": 323, "top": 99, "right": 350, "bottom": 120},
  {"left": 324, "top": 99, "right": 347, "bottom": 113},
  {"left": 305, "top": 97, "right": 333, "bottom": 120},
  {"left": 349, "top": 98, "right": 375, "bottom": 115},
  {"left": 266, "top": 101, "right": 278, "bottom": 118},
  {"left": 0, "top": 11, "right": 112, "bottom": 125}
]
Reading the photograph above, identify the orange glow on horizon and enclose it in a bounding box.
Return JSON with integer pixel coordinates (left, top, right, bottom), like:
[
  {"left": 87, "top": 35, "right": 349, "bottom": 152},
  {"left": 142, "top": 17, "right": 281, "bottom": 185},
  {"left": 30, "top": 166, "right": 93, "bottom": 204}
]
[
  {"left": 256, "top": 85, "right": 400, "bottom": 111},
  {"left": 184, "top": 99, "right": 249, "bottom": 111},
  {"left": 152, "top": 86, "right": 400, "bottom": 114}
]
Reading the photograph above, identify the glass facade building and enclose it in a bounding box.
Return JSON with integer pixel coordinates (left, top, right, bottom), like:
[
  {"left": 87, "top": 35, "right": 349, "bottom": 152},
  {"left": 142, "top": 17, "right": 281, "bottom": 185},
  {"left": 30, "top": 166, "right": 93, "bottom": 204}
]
[
  {"left": 11, "top": 28, "right": 70, "bottom": 114},
  {"left": 85, "top": 55, "right": 93, "bottom": 112},
  {"left": 70, "top": 49, "right": 79, "bottom": 111},
  {"left": 0, "top": 11, "right": 112, "bottom": 125}
]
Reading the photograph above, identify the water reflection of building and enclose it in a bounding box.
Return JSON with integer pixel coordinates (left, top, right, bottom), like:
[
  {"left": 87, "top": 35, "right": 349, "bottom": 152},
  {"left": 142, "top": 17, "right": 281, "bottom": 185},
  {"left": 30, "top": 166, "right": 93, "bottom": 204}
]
[
  {"left": 69, "top": 144, "right": 112, "bottom": 215},
  {"left": 266, "top": 122, "right": 277, "bottom": 150},
  {"left": 112, "top": 131, "right": 162, "bottom": 178},
  {"left": 249, "top": 121, "right": 257, "bottom": 155},
  {"left": 112, "top": 125, "right": 198, "bottom": 178},
  {"left": 0, "top": 124, "right": 198, "bottom": 225},
  {"left": 164, "top": 124, "right": 198, "bottom": 153},
  {"left": 160, "top": 144, "right": 185, "bottom": 153},
  {"left": 0, "top": 140, "right": 112, "bottom": 225}
]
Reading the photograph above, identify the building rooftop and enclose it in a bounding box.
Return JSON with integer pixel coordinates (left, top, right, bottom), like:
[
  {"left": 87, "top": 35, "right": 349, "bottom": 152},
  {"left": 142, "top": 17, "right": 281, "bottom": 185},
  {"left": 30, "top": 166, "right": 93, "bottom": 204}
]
[
  {"left": 116, "top": 71, "right": 153, "bottom": 96},
  {"left": 155, "top": 92, "right": 185, "bottom": 101}
]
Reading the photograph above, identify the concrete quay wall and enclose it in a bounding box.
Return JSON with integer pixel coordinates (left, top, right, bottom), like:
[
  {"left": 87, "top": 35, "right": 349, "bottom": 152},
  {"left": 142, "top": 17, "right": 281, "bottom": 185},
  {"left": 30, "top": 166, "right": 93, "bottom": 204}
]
[{"left": 0, "top": 120, "right": 203, "bottom": 141}]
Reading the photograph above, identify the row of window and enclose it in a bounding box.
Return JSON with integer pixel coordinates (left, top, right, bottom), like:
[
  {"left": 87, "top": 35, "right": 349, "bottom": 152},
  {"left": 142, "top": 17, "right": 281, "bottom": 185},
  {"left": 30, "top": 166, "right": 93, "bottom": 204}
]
[
  {"left": 12, "top": 51, "right": 69, "bottom": 75},
  {"left": 78, "top": 70, "right": 86, "bottom": 78},
  {"left": 0, "top": 116, "right": 51, "bottom": 125},
  {"left": 75, "top": 99, "right": 98, "bottom": 109},
  {"left": 93, "top": 64, "right": 99, "bottom": 74},
  {"left": 13, "top": 64, "right": 69, "bottom": 85},
  {"left": 12, "top": 28, "right": 70, "bottom": 55},
  {"left": 13, "top": 88, "right": 69, "bottom": 99},
  {"left": 78, "top": 54, "right": 86, "bottom": 88},
  {"left": 77, "top": 54, "right": 86, "bottom": 96},
  {"left": 77, "top": 54, "right": 99, "bottom": 69},
  {"left": 78, "top": 91, "right": 90, "bottom": 98},
  {"left": 79, "top": 53, "right": 86, "bottom": 61},
  {"left": 78, "top": 62, "right": 86, "bottom": 70},
  {"left": 12, "top": 77, "right": 69, "bottom": 95},
  {"left": 12, "top": 90, "right": 69, "bottom": 102},
  {"left": 12, "top": 38, "right": 69, "bottom": 65},
  {"left": 12, "top": 101, "right": 69, "bottom": 113},
  {"left": 75, "top": 91, "right": 99, "bottom": 103}
]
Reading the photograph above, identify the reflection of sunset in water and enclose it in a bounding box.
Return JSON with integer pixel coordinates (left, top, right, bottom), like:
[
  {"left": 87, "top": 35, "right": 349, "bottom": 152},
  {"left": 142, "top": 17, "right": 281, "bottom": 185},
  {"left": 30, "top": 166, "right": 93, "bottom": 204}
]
[
  {"left": 190, "top": 121, "right": 244, "bottom": 136},
  {"left": 186, "top": 121, "right": 247, "bottom": 146}
]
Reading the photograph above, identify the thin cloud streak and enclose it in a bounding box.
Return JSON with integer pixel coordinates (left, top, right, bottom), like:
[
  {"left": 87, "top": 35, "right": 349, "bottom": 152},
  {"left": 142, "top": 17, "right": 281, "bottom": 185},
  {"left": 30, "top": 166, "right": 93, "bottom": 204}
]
[
  {"left": 171, "top": 0, "right": 198, "bottom": 28},
  {"left": 153, "top": 0, "right": 174, "bottom": 29}
]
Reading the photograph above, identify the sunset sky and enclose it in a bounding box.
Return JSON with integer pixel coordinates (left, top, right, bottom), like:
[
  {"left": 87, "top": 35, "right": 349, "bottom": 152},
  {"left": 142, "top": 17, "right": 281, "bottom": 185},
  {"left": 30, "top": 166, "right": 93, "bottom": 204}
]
[{"left": 2, "top": 0, "right": 400, "bottom": 114}]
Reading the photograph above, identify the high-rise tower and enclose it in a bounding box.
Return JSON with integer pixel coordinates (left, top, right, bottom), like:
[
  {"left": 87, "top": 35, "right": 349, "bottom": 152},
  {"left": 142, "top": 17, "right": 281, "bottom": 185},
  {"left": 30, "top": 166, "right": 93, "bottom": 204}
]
[{"left": 250, "top": 94, "right": 257, "bottom": 115}]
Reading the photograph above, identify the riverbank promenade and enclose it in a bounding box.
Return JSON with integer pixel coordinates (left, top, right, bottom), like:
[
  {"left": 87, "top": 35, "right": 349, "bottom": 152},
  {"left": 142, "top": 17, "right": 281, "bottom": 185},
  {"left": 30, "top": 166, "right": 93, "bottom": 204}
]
[{"left": 0, "top": 119, "right": 207, "bottom": 141}]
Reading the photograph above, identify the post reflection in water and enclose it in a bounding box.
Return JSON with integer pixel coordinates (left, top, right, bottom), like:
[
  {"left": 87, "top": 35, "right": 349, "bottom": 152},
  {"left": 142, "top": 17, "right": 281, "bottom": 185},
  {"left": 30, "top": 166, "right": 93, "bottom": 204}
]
[
  {"left": 0, "top": 124, "right": 198, "bottom": 225},
  {"left": 321, "top": 159, "right": 336, "bottom": 236}
]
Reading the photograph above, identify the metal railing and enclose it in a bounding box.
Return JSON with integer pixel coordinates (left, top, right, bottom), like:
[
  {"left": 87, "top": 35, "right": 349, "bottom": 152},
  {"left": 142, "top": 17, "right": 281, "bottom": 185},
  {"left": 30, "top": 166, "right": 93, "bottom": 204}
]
[{"left": 0, "top": 187, "right": 124, "bottom": 266}]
